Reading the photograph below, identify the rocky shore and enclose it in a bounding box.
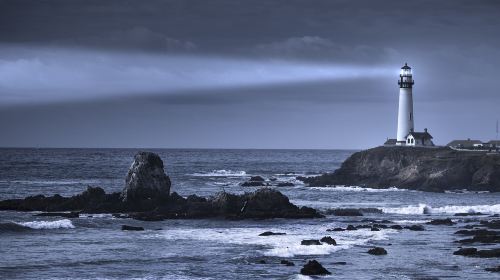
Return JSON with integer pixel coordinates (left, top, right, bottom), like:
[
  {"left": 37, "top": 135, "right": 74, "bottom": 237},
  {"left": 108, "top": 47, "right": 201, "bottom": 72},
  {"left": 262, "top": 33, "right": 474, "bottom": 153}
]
[
  {"left": 0, "top": 152, "right": 321, "bottom": 220},
  {"left": 302, "top": 146, "right": 500, "bottom": 192}
]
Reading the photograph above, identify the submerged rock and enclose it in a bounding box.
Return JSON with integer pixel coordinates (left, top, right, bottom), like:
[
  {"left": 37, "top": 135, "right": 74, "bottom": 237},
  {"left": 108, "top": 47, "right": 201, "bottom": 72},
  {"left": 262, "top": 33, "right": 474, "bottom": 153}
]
[
  {"left": 35, "top": 212, "right": 79, "bottom": 218},
  {"left": 280, "top": 260, "right": 295, "bottom": 266},
  {"left": 276, "top": 182, "right": 294, "bottom": 187},
  {"left": 300, "top": 260, "right": 331, "bottom": 275},
  {"left": 326, "top": 208, "right": 363, "bottom": 216},
  {"left": 301, "top": 239, "right": 322, "bottom": 245},
  {"left": 259, "top": 231, "right": 286, "bottom": 236},
  {"left": 485, "top": 265, "right": 500, "bottom": 272},
  {"left": 427, "top": 218, "right": 455, "bottom": 226},
  {"left": 121, "top": 225, "right": 144, "bottom": 231},
  {"left": 302, "top": 146, "right": 500, "bottom": 192},
  {"left": 405, "top": 225, "right": 425, "bottom": 231},
  {"left": 121, "top": 152, "right": 171, "bottom": 202},
  {"left": 368, "top": 247, "right": 387, "bottom": 255}
]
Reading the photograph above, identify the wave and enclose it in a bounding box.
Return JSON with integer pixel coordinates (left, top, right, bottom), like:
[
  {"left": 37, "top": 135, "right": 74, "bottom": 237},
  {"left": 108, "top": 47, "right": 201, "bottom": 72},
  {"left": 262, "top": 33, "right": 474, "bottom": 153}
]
[
  {"left": 152, "top": 225, "right": 393, "bottom": 258},
  {"left": 17, "top": 219, "right": 75, "bottom": 229},
  {"left": 191, "top": 170, "right": 247, "bottom": 177},
  {"left": 382, "top": 203, "right": 500, "bottom": 215},
  {"left": 309, "top": 186, "right": 408, "bottom": 192}
]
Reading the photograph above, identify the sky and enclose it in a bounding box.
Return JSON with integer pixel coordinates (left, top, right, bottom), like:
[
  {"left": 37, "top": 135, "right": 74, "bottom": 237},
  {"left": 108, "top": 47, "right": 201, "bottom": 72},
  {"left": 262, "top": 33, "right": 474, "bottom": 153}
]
[{"left": 0, "top": 0, "right": 499, "bottom": 149}]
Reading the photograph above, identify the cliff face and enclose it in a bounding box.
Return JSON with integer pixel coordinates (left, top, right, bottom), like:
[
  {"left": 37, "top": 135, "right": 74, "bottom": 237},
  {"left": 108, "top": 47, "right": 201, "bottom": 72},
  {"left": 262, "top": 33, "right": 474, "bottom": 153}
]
[{"left": 304, "top": 146, "right": 500, "bottom": 192}]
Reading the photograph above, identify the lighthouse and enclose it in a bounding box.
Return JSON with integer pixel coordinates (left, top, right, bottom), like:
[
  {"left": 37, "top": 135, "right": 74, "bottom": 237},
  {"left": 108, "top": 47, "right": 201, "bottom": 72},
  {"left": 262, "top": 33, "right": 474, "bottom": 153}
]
[{"left": 396, "top": 63, "right": 415, "bottom": 145}]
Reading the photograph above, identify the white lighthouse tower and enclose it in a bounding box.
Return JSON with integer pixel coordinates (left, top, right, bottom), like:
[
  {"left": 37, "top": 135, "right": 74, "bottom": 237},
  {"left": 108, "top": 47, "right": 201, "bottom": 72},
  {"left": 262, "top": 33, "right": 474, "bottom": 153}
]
[{"left": 396, "top": 63, "right": 415, "bottom": 145}]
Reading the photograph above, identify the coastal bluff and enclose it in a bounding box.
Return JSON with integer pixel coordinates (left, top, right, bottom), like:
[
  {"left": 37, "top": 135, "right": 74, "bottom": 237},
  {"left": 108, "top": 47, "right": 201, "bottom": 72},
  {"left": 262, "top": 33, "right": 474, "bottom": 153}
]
[{"left": 303, "top": 146, "right": 500, "bottom": 192}]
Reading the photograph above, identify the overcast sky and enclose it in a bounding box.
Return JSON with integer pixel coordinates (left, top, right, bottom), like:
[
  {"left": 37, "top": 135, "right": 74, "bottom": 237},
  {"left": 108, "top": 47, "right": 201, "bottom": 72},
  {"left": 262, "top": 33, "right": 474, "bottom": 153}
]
[{"left": 0, "top": 0, "right": 499, "bottom": 149}]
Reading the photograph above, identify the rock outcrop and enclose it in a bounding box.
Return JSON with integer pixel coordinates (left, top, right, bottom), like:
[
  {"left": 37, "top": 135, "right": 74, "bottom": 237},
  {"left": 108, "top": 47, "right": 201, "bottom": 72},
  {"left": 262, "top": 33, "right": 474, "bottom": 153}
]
[
  {"left": 0, "top": 151, "right": 322, "bottom": 221},
  {"left": 121, "top": 152, "right": 171, "bottom": 202},
  {"left": 302, "top": 146, "right": 500, "bottom": 192},
  {"left": 300, "top": 260, "right": 331, "bottom": 275}
]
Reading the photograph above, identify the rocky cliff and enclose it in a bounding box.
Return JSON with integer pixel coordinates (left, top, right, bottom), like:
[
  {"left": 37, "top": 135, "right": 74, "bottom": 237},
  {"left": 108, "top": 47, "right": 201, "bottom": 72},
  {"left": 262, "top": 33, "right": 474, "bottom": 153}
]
[{"left": 303, "top": 146, "right": 500, "bottom": 192}]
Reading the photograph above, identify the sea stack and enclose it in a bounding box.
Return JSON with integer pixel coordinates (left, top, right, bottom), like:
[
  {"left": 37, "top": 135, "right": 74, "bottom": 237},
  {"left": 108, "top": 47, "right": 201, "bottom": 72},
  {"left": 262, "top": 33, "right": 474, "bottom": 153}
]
[{"left": 121, "top": 152, "right": 171, "bottom": 202}]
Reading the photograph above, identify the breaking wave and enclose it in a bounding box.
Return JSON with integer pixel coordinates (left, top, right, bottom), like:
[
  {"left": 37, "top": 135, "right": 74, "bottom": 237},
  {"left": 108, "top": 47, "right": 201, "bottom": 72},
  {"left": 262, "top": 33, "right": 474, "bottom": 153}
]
[
  {"left": 381, "top": 203, "right": 500, "bottom": 215},
  {"left": 309, "top": 186, "right": 407, "bottom": 192},
  {"left": 17, "top": 219, "right": 75, "bottom": 229},
  {"left": 191, "top": 170, "right": 247, "bottom": 177},
  {"left": 152, "top": 225, "right": 393, "bottom": 258}
]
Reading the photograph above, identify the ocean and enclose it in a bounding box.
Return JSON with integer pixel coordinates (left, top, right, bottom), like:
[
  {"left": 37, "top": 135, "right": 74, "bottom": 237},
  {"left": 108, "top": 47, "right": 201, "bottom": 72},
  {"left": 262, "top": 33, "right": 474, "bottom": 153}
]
[{"left": 0, "top": 148, "right": 499, "bottom": 279}]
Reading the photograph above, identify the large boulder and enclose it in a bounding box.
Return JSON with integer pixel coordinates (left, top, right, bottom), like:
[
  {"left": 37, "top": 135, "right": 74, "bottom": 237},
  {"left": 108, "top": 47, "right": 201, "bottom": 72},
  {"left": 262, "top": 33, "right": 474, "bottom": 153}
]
[{"left": 121, "top": 152, "right": 171, "bottom": 202}]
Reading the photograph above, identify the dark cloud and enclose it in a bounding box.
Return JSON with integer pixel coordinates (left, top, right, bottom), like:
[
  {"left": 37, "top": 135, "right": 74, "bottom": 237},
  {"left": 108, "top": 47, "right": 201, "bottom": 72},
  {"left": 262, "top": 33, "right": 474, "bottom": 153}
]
[{"left": 0, "top": 0, "right": 499, "bottom": 148}]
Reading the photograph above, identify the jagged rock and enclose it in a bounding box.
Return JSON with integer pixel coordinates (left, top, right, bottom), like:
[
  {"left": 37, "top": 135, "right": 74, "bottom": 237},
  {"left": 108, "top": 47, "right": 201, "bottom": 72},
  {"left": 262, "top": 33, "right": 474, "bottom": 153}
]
[
  {"left": 303, "top": 146, "right": 500, "bottom": 192},
  {"left": 427, "top": 218, "right": 455, "bottom": 226},
  {"left": 368, "top": 247, "right": 387, "bottom": 255},
  {"left": 301, "top": 239, "right": 321, "bottom": 245},
  {"left": 320, "top": 236, "right": 337, "bottom": 245},
  {"left": 300, "top": 260, "right": 331, "bottom": 275},
  {"left": 280, "top": 260, "right": 295, "bottom": 266},
  {"left": 259, "top": 231, "right": 286, "bottom": 236},
  {"left": 121, "top": 152, "right": 171, "bottom": 202},
  {"left": 121, "top": 225, "right": 144, "bottom": 231},
  {"left": 371, "top": 227, "right": 380, "bottom": 231}
]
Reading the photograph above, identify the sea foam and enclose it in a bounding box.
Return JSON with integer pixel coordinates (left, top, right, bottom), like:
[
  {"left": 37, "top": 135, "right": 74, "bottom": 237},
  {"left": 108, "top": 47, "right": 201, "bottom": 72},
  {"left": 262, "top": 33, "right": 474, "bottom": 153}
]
[
  {"left": 152, "top": 225, "right": 393, "bottom": 258},
  {"left": 191, "top": 170, "right": 247, "bottom": 177},
  {"left": 382, "top": 203, "right": 500, "bottom": 215},
  {"left": 18, "top": 219, "right": 75, "bottom": 229},
  {"left": 309, "top": 186, "right": 407, "bottom": 192}
]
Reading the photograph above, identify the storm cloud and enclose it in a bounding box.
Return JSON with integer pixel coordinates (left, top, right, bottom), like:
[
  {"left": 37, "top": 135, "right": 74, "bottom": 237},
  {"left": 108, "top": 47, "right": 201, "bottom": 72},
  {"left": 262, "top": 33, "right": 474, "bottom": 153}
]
[{"left": 0, "top": 0, "right": 499, "bottom": 148}]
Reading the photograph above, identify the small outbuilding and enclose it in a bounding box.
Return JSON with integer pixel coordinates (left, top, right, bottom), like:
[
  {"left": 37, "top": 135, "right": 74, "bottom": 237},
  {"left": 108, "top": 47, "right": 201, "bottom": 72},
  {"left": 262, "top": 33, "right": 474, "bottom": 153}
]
[{"left": 405, "top": 128, "right": 434, "bottom": 147}]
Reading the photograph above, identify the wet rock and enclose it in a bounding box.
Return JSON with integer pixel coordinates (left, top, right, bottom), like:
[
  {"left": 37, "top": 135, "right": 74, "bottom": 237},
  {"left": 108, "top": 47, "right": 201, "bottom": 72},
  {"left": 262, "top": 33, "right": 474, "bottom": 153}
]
[
  {"left": 327, "top": 227, "right": 345, "bottom": 232},
  {"left": 302, "top": 146, "right": 500, "bottom": 192},
  {"left": 390, "top": 225, "right": 403, "bottom": 230},
  {"left": 259, "top": 231, "right": 286, "bottom": 236},
  {"left": 320, "top": 236, "right": 337, "bottom": 245},
  {"left": 280, "top": 260, "right": 295, "bottom": 266},
  {"left": 241, "top": 181, "right": 267, "bottom": 187},
  {"left": 333, "top": 261, "right": 347, "bottom": 265},
  {"left": 405, "top": 225, "right": 425, "bottom": 231},
  {"left": 250, "top": 176, "right": 265, "bottom": 182},
  {"left": 276, "top": 182, "right": 294, "bottom": 187},
  {"left": 301, "top": 239, "right": 321, "bottom": 245},
  {"left": 480, "top": 220, "right": 500, "bottom": 229},
  {"left": 326, "top": 208, "right": 363, "bottom": 216},
  {"left": 346, "top": 225, "right": 357, "bottom": 231},
  {"left": 427, "top": 218, "right": 455, "bottom": 226},
  {"left": 121, "top": 225, "right": 144, "bottom": 231},
  {"left": 455, "top": 229, "right": 498, "bottom": 236},
  {"left": 35, "top": 212, "right": 79, "bottom": 218},
  {"left": 257, "top": 260, "right": 266, "bottom": 264},
  {"left": 456, "top": 234, "right": 500, "bottom": 244},
  {"left": 453, "top": 247, "right": 477, "bottom": 256},
  {"left": 269, "top": 177, "right": 277, "bottom": 181},
  {"left": 476, "top": 248, "right": 500, "bottom": 258},
  {"left": 485, "top": 265, "right": 500, "bottom": 272},
  {"left": 454, "top": 212, "right": 484, "bottom": 216},
  {"left": 300, "top": 260, "right": 331, "bottom": 275},
  {"left": 371, "top": 227, "right": 380, "bottom": 231},
  {"left": 368, "top": 247, "right": 387, "bottom": 255},
  {"left": 121, "top": 152, "right": 171, "bottom": 202}
]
